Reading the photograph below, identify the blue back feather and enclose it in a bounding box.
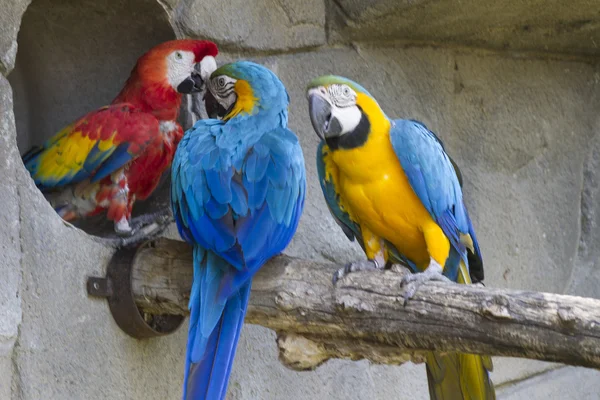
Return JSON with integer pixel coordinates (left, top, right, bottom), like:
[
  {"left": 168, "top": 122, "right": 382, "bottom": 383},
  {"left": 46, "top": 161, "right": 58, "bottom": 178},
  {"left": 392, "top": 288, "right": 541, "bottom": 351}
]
[
  {"left": 90, "top": 143, "right": 133, "bottom": 183},
  {"left": 171, "top": 61, "right": 306, "bottom": 400}
]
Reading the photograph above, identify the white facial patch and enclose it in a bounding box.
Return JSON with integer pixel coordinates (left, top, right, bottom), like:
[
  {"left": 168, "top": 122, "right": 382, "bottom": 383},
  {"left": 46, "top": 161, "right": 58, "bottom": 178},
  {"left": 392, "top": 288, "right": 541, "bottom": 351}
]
[
  {"left": 166, "top": 50, "right": 197, "bottom": 89},
  {"left": 328, "top": 84, "right": 357, "bottom": 108},
  {"left": 331, "top": 103, "right": 362, "bottom": 135},
  {"left": 323, "top": 84, "right": 362, "bottom": 135},
  {"left": 209, "top": 75, "right": 238, "bottom": 111}
]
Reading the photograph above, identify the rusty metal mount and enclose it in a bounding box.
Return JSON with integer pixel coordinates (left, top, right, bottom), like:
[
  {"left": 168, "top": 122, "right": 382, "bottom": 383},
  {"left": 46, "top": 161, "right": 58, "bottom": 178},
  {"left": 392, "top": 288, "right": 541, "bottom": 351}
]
[{"left": 86, "top": 244, "right": 184, "bottom": 339}]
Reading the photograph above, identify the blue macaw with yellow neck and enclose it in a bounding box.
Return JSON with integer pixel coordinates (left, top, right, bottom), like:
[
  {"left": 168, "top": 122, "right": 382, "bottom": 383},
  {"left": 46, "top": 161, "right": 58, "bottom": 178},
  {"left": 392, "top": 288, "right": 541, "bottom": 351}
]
[
  {"left": 306, "top": 75, "right": 495, "bottom": 400},
  {"left": 171, "top": 61, "right": 306, "bottom": 400}
]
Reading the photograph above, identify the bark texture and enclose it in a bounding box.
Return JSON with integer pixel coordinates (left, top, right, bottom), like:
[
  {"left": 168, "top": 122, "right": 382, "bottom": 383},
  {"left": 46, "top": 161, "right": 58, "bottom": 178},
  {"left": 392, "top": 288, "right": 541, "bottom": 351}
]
[{"left": 130, "top": 238, "right": 600, "bottom": 371}]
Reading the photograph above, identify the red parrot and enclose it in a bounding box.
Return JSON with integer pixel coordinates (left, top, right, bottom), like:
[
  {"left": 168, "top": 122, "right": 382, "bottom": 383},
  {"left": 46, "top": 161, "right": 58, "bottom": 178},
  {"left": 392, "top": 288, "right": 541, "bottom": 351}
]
[{"left": 22, "top": 39, "right": 219, "bottom": 235}]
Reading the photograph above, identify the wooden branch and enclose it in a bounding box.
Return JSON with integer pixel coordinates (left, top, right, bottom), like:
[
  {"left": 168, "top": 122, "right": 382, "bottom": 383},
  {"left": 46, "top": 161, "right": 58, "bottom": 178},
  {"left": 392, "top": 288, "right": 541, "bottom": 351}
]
[{"left": 131, "top": 238, "right": 600, "bottom": 371}]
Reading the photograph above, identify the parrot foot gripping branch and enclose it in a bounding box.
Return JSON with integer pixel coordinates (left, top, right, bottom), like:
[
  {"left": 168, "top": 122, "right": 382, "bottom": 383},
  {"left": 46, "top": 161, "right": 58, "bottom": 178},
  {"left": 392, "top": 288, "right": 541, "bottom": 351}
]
[{"left": 99, "top": 208, "right": 174, "bottom": 248}]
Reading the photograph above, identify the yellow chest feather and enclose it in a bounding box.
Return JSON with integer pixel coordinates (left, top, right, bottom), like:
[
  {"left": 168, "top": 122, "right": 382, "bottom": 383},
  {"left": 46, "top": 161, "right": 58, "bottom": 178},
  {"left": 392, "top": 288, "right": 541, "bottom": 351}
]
[{"left": 323, "top": 123, "right": 435, "bottom": 266}]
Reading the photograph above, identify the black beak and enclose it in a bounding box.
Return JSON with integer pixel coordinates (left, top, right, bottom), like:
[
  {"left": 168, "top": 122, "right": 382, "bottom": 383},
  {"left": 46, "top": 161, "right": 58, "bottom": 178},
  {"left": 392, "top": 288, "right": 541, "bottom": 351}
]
[
  {"left": 308, "top": 93, "right": 342, "bottom": 140},
  {"left": 203, "top": 89, "right": 229, "bottom": 119},
  {"left": 177, "top": 71, "right": 205, "bottom": 94}
]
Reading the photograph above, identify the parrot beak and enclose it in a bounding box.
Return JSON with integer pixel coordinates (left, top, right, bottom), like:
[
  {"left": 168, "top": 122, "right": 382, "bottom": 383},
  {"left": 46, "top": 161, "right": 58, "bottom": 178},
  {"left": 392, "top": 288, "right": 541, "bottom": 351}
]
[
  {"left": 177, "top": 71, "right": 205, "bottom": 94},
  {"left": 308, "top": 92, "right": 342, "bottom": 140},
  {"left": 203, "top": 89, "right": 229, "bottom": 119}
]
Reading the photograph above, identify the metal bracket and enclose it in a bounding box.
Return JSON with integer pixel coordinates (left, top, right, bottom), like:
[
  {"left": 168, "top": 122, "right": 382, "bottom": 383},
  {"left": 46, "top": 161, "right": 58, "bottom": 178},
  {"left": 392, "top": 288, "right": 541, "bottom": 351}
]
[{"left": 87, "top": 244, "right": 184, "bottom": 339}]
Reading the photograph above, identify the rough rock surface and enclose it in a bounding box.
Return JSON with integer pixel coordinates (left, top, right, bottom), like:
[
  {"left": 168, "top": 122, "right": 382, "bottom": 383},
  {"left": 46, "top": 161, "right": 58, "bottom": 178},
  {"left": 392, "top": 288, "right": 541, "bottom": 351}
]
[
  {"left": 0, "top": 75, "right": 23, "bottom": 400},
  {"left": 0, "top": 0, "right": 30, "bottom": 74},
  {"left": 173, "top": 0, "right": 326, "bottom": 51},
  {"left": 13, "top": 170, "right": 189, "bottom": 399},
  {"left": 328, "top": 0, "right": 600, "bottom": 57}
]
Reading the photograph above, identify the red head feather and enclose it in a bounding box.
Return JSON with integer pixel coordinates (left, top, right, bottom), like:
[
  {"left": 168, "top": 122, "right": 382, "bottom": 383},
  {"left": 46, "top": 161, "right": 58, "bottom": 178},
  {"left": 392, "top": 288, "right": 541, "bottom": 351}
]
[{"left": 113, "top": 39, "right": 218, "bottom": 120}]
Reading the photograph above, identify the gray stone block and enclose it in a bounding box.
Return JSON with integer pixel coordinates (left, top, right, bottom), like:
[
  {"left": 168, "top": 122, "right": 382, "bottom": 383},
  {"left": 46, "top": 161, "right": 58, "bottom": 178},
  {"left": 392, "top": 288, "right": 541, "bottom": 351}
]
[
  {"left": 445, "top": 53, "right": 597, "bottom": 294},
  {"left": 174, "top": 0, "right": 326, "bottom": 51},
  {"left": 329, "top": 0, "right": 600, "bottom": 57}
]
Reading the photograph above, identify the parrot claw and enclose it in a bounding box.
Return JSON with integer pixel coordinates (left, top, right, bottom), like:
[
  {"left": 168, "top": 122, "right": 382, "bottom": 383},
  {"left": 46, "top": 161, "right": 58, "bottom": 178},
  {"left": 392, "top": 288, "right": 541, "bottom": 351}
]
[
  {"left": 104, "top": 209, "right": 174, "bottom": 248},
  {"left": 332, "top": 259, "right": 383, "bottom": 286},
  {"left": 114, "top": 218, "right": 133, "bottom": 237},
  {"left": 400, "top": 259, "right": 452, "bottom": 306},
  {"left": 129, "top": 209, "right": 173, "bottom": 232}
]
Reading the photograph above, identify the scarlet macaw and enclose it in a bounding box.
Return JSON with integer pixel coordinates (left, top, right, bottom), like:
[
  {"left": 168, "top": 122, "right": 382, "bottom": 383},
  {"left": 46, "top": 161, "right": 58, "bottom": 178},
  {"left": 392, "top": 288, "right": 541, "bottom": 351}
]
[
  {"left": 171, "top": 61, "right": 306, "bottom": 400},
  {"left": 23, "top": 39, "right": 219, "bottom": 236},
  {"left": 306, "top": 75, "right": 494, "bottom": 400}
]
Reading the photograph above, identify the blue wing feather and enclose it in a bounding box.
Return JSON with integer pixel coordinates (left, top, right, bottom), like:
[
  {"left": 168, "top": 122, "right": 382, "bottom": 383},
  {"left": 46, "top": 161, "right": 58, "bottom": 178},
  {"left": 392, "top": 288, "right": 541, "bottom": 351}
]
[
  {"left": 172, "top": 121, "right": 305, "bottom": 273},
  {"left": 83, "top": 141, "right": 116, "bottom": 175},
  {"left": 204, "top": 197, "right": 230, "bottom": 220},
  {"left": 267, "top": 158, "right": 289, "bottom": 187},
  {"left": 171, "top": 113, "right": 306, "bottom": 400},
  {"left": 90, "top": 143, "right": 133, "bottom": 183},
  {"left": 389, "top": 119, "right": 475, "bottom": 277},
  {"left": 245, "top": 150, "right": 269, "bottom": 182},
  {"left": 244, "top": 173, "right": 269, "bottom": 211},
  {"left": 230, "top": 180, "right": 249, "bottom": 217}
]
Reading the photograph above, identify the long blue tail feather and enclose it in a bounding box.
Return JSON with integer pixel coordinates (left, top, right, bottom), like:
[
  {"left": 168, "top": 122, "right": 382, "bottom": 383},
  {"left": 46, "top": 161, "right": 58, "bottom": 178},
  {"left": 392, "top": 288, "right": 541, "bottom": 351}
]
[
  {"left": 171, "top": 62, "right": 306, "bottom": 400},
  {"left": 183, "top": 245, "right": 251, "bottom": 400}
]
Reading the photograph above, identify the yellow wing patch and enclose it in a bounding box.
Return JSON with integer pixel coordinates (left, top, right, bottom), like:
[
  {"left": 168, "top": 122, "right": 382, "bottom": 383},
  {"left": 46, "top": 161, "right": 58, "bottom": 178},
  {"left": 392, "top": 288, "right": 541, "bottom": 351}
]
[{"left": 34, "top": 129, "right": 117, "bottom": 183}]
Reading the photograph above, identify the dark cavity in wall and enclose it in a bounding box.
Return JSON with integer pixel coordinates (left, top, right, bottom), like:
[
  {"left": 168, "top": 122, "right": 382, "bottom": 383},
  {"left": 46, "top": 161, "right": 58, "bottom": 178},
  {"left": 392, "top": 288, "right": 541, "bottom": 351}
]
[{"left": 8, "top": 0, "right": 177, "bottom": 238}]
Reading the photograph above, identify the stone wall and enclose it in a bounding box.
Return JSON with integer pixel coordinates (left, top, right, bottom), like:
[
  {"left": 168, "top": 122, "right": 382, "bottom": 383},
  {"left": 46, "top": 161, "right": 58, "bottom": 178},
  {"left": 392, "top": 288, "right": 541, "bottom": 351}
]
[{"left": 2, "top": 0, "right": 600, "bottom": 399}]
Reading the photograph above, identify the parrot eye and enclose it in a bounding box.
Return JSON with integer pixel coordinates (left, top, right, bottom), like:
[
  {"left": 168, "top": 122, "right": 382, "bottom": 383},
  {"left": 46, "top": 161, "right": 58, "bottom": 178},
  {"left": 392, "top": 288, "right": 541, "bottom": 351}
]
[
  {"left": 211, "top": 75, "right": 235, "bottom": 99},
  {"left": 175, "top": 51, "right": 183, "bottom": 60}
]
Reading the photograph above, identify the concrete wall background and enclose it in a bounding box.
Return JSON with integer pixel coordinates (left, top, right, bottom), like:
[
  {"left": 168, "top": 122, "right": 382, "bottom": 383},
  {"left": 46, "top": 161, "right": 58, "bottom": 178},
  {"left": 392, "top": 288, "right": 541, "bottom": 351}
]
[{"left": 2, "top": 0, "right": 600, "bottom": 399}]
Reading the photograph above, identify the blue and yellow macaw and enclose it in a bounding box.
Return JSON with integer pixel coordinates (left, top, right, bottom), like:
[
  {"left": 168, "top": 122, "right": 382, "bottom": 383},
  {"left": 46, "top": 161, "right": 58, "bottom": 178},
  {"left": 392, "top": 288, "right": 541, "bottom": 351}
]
[
  {"left": 306, "top": 75, "right": 495, "bottom": 400},
  {"left": 171, "top": 61, "right": 306, "bottom": 400}
]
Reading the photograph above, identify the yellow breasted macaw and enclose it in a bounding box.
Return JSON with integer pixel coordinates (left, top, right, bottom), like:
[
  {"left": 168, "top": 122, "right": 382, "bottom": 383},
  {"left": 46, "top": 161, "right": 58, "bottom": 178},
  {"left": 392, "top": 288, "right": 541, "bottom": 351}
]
[{"left": 306, "top": 75, "right": 495, "bottom": 400}]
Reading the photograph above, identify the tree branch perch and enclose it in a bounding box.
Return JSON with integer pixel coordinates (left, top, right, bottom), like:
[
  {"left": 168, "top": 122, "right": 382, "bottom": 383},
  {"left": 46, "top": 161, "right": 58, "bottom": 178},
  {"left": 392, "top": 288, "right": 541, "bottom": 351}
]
[{"left": 130, "top": 238, "right": 600, "bottom": 371}]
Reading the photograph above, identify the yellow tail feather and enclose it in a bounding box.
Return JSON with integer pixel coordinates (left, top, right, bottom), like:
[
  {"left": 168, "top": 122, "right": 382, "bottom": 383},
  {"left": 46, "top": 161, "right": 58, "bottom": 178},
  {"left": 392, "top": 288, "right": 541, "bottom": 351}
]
[
  {"left": 425, "top": 352, "right": 495, "bottom": 400},
  {"left": 425, "top": 259, "right": 495, "bottom": 400}
]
